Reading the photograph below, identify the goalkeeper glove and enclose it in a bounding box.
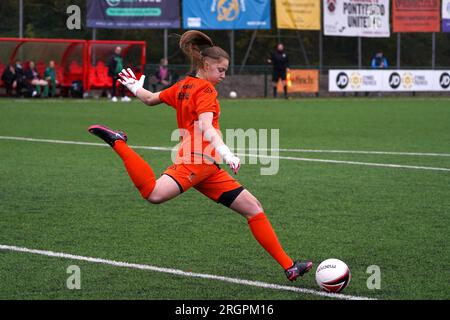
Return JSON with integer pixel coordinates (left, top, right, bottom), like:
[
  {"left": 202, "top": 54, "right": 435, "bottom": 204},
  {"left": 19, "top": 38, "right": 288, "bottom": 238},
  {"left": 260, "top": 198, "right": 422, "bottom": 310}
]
[
  {"left": 118, "top": 68, "right": 145, "bottom": 96},
  {"left": 216, "top": 145, "right": 241, "bottom": 175}
]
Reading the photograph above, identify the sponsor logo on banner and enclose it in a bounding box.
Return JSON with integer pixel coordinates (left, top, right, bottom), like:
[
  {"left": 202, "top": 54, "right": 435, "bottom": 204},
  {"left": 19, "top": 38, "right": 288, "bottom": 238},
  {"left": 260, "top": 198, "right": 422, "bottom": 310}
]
[
  {"left": 411, "top": 74, "right": 429, "bottom": 86},
  {"left": 187, "top": 17, "right": 202, "bottom": 28},
  {"left": 330, "top": 69, "right": 450, "bottom": 92},
  {"left": 106, "top": 0, "right": 120, "bottom": 7},
  {"left": 278, "top": 69, "right": 319, "bottom": 93},
  {"left": 217, "top": 0, "right": 240, "bottom": 22},
  {"left": 387, "top": 71, "right": 432, "bottom": 90},
  {"left": 440, "top": 72, "right": 450, "bottom": 89},
  {"left": 331, "top": 70, "right": 380, "bottom": 91},
  {"left": 389, "top": 72, "right": 401, "bottom": 89},
  {"left": 327, "top": 0, "right": 337, "bottom": 13},
  {"left": 336, "top": 72, "right": 349, "bottom": 89},
  {"left": 362, "top": 75, "right": 377, "bottom": 86},
  {"left": 350, "top": 72, "right": 362, "bottom": 89},
  {"left": 348, "top": 72, "right": 378, "bottom": 90},
  {"left": 402, "top": 72, "right": 414, "bottom": 89}
]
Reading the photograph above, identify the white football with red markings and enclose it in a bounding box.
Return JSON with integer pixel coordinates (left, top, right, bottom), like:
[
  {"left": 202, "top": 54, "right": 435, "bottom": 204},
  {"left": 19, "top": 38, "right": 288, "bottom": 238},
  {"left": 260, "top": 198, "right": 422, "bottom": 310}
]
[{"left": 315, "top": 258, "right": 351, "bottom": 293}]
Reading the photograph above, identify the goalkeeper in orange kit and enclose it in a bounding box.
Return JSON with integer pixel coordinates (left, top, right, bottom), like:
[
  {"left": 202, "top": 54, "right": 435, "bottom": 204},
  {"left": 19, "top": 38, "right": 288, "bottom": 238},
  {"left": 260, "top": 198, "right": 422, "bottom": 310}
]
[{"left": 88, "top": 30, "right": 312, "bottom": 282}]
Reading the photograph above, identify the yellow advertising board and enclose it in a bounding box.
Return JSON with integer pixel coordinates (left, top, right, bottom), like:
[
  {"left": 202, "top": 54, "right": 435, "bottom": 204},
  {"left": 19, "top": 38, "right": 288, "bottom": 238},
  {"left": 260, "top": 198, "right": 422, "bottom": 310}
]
[{"left": 276, "top": 0, "right": 321, "bottom": 30}]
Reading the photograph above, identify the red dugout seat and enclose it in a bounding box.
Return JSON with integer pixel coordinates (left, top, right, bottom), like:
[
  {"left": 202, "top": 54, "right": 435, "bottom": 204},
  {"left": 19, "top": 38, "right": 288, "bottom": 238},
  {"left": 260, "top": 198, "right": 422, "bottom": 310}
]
[
  {"left": 96, "top": 61, "right": 112, "bottom": 87},
  {"left": 36, "top": 61, "right": 46, "bottom": 77}
]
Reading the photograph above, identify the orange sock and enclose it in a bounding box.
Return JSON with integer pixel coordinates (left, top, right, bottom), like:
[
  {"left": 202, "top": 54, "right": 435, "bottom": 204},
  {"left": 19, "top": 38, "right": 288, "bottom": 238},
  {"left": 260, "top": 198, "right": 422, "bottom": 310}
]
[
  {"left": 113, "top": 140, "right": 155, "bottom": 199},
  {"left": 248, "top": 212, "right": 293, "bottom": 270}
]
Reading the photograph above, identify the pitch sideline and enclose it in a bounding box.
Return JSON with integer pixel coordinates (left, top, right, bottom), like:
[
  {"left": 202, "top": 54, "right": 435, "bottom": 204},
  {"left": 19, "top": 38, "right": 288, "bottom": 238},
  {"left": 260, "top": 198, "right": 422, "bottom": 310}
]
[{"left": 0, "top": 244, "right": 374, "bottom": 300}]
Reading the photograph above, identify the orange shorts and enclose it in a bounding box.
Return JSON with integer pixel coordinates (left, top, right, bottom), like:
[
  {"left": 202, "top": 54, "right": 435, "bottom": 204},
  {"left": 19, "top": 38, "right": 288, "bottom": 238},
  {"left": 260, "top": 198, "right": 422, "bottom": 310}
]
[{"left": 162, "top": 163, "right": 243, "bottom": 205}]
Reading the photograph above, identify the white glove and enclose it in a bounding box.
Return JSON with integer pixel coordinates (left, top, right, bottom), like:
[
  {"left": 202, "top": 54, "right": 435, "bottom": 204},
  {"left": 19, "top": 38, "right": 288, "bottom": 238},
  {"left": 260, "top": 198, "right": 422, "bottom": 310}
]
[
  {"left": 118, "top": 68, "right": 145, "bottom": 96},
  {"left": 216, "top": 145, "right": 241, "bottom": 175}
]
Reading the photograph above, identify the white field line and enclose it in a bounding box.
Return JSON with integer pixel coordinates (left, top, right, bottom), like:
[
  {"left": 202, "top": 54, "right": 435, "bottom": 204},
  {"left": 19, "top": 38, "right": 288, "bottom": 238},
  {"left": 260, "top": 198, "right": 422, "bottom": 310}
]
[
  {"left": 0, "top": 244, "right": 373, "bottom": 300},
  {"left": 237, "top": 148, "right": 450, "bottom": 157},
  {"left": 0, "top": 135, "right": 170, "bottom": 151},
  {"left": 237, "top": 153, "right": 450, "bottom": 172},
  {"left": 1, "top": 135, "right": 449, "bottom": 172}
]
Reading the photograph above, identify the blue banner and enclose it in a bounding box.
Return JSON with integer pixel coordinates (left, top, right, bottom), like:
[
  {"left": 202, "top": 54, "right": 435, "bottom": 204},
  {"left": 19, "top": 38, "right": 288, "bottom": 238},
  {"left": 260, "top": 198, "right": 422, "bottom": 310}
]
[
  {"left": 87, "top": 0, "right": 180, "bottom": 29},
  {"left": 444, "top": 0, "right": 450, "bottom": 32},
  {"left": 183, "top": 0, "right": 271, "bottom": 30}
]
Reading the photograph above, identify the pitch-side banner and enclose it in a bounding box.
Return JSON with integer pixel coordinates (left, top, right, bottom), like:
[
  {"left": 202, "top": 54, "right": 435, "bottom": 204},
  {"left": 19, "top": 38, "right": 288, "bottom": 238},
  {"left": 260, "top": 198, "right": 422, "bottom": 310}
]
[
  {"left": 277, "top": 69, "right": 320, "bottom": 93},
  {"left": 443, "top": 0, "right": 450, "bottom": 32},
  {"left": 86, "top": 0, "right": 180, "bottom": 29},
  {"left": 275, "top": 0, "right": 321, "bottom": 30},
  {"left": 183, "top": 0, "right": 271, "bottom": 30},
  {"left": 329, "top": 70, "right": 450, "bottom": 92},
  {"left": 393, "top": 0, "right": 440, "bottom": 32},
  {"left": 323, "top": 0, "right": 390, "bottom": 37}
]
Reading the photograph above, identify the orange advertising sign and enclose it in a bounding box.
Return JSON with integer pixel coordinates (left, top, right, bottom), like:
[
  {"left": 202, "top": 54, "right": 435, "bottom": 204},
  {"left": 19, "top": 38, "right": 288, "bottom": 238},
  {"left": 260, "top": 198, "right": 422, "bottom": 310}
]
[
  {"left": 277, "top": 69, "right": 319, "bottom": 93},
  {"left": 393, "top": 0, "right": 440, "bottom": 32}
]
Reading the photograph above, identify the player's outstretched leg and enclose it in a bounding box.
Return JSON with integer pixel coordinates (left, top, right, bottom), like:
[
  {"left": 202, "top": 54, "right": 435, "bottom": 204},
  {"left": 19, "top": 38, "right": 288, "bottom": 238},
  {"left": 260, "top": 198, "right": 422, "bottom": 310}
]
[
  {"left": 229, "top": 189, "right": 313, "bottom": 281},
  {"left": 88, "top": 124, "right": 156, "bottom": 199}
]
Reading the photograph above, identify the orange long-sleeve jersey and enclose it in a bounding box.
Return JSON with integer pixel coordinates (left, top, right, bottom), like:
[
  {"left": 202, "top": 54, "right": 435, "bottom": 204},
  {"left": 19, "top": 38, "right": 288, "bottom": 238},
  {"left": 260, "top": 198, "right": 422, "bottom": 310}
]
[{"left": 159, "top": 76, "right": 222, "bottom": 164}]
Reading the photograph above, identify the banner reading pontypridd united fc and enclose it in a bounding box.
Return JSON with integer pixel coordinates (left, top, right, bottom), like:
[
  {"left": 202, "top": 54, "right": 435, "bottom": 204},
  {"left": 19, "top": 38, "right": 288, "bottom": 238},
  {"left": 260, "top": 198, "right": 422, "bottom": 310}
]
[
  {"left": 443, "top": 0, "right": 450, "bottom": 32},
  {"left": 323, "top": 0, "right": 390, "bottom": 37},
  {"left": 183, "top": 0, "right": 271, "bottom": 30},
  {"left": 86, "top": 0, "right": 180, "bottom": 29}
]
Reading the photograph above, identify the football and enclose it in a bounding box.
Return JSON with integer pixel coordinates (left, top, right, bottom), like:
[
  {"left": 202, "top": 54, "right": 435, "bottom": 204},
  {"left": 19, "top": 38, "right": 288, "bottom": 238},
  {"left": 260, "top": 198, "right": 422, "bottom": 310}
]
[
  {"left": 229, "top": 91, "right": 237, "bottom": 98},
  {"left": 315, "top": 258, "right": 351, "bottom": 293}
]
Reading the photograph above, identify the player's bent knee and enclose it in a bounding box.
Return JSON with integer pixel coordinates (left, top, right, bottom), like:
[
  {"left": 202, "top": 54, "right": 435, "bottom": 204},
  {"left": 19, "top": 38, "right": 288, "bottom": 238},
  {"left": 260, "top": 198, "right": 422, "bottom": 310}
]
[
  {"left": 247, "top": 198, "right": 263, "bottom": 216},
  {"left": 246, "top": 191, "right": 263, "bottom": 211},
  {"left": 254, "top": 198, "right": 263, "bottom": 212},
  {"left": 228, "top": 189, "right": 265, "bottom": 219}
]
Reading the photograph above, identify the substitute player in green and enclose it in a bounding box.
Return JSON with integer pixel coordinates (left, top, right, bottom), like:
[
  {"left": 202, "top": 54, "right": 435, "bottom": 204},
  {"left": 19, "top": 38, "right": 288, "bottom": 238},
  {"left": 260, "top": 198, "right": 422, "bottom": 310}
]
[
  {"left": 43, "top": 60, "right": 58, "bottom": 97},
  {"left": 108, "top": 46, "right": 130, "bottom": 102}
]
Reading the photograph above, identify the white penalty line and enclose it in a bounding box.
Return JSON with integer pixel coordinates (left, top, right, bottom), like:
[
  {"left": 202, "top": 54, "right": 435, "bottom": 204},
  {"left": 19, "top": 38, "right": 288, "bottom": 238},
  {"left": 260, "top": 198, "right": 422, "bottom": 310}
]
[
  {"left": 0, "top": 244, "right": 373, "bottom": 300},
  {"left": 1, "top": 135, "right": 449, "bottom": 172}
]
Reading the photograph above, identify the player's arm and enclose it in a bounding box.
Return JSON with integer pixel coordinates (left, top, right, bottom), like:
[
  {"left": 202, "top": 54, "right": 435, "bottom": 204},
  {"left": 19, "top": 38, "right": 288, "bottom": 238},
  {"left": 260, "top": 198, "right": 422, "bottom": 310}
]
[
  {"left": 135, "top": 87, "right": 162, "bottom": 106},
  {"left": 118, "top": 68, "right": 162, "bottom": 106},
  {"left": 198, "top": 112, "right": 240, "bottom": 174}
]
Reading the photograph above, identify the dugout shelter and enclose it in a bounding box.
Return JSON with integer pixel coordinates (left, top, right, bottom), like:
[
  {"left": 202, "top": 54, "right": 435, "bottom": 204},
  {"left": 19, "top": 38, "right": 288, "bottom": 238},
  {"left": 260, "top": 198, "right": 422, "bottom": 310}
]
[{"left": 0, "top": 38, "right": 146, "bottom": 96}]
